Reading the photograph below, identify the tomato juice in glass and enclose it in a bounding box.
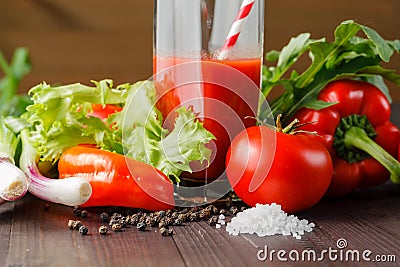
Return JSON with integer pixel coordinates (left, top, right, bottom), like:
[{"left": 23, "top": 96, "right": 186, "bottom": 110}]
[
  {"left": 153, "top": 0, "right": 264, "bottom": 182},
  {"left": 154, "top": 56, "right": 261, "bottom": 180}
]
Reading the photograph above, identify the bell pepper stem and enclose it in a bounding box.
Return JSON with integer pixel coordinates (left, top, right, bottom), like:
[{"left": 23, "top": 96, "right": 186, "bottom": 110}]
[{"left": 344, "top": 126, "right": 400, "bottom": 184}]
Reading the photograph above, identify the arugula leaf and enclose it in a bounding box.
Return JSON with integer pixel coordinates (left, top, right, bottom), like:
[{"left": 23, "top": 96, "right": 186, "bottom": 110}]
[
  {"left": 358, "top": 23, "right": 393, "bottom": 61},
  {"left": 262, "top": 33, "right": 311, "bottom": 96},
  {"left": 261, "top": 20, "right": 400, "bottom": 123},
  {"left": 360, "top": 75, "right": 392, "bottom": 103}
]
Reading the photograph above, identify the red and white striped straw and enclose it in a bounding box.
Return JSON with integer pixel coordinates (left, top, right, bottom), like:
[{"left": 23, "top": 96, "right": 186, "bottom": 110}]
[{"left": 221, "top": 0, "right": 255, "bottom": 51}]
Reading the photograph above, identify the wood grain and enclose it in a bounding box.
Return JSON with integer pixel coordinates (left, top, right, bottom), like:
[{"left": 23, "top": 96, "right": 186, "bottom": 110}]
[
  {"left": 4, "top": 195, "right": 185, "bottom": 267},
  {"left": 1, "top": 182, "right": 399, "bottom": 267},
  {"left": 0, "top": 201, "right": 13, "bottom": 267}
]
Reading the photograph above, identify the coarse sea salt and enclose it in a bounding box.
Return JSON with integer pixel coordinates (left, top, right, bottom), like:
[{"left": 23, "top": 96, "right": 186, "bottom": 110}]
[{"left": 225, "top": 203, "right": 315, "bottom": 239}]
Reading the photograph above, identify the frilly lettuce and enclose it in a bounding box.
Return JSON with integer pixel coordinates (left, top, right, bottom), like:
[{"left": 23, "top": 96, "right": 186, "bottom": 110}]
[{"left": 26, "top": 79, "right": 215, "bottom": 180}]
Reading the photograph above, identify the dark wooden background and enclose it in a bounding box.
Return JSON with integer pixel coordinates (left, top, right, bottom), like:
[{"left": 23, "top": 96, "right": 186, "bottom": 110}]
[{"left": 1, "top": 0, "right": 399, "bottom": 101}]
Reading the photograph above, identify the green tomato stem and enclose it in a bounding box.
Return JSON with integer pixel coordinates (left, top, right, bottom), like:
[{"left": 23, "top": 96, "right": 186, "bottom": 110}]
[{"left": 344, "top": 126, "right": 400, "bottom": 184}]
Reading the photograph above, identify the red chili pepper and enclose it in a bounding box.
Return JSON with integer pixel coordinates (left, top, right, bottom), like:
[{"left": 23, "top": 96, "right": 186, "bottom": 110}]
[
  {"left": 58, "top": 146, "right": 175, "bottom": 211},
  {"left": 294, "top": 79, "right": 400, "bottom": 197}
]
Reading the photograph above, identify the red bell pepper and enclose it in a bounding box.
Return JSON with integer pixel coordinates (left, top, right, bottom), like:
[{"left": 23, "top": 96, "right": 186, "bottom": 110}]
[
  {"left": 58, "top": 146, "right": 175, "bottom": 211},
  {"left": 295, "top": 79, "right": 400, "bottom": 197}
]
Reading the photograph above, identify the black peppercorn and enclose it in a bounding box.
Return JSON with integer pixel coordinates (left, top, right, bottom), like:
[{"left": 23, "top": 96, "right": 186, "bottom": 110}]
[
  {"left": 152, "top": 215, "right": 161, "bottom": 224},
  {"left": 79, "top": 225, "right": 88, "bottom": 235},
  {"left": 174, "top": 218, "right": 183, "bottom": 226},
  {"left": 208, "top": 215, "right": 218, "bottom": 226},
  {"left": 159, "top": 227, "right": 169, "bottom": 236},
  {"left": 137, "top": 222, "right": 146, "bottom": 231},
  {"left": 177, "top": 213, "right": 187, "bottom": 222},
  {"left": 80, "top": 210, "right": 88, "bottom": 218},
  {"left": 189, "top": 212, "right": 199, "bottom": 222},
  {"left": 73, "top": 208, "right": 82, "bottom": 217},
  {"left": 165, "top": 209, "right": 172, "bottom": 216},
  {"left": 211, "top": 205, "right": 219, "bottom": 215},
  {"left": 199, "top": 210, "right": 207, "bottom": 220},
  {"left": 163, "top": 217, "right": 173, "bottom": 226},
  {"left": 201, "top": 209, "right": 211, "bottom": 219},
  {"left": 129, "top": 214, "right": 139, "bottom": 225},
  {"left": 171, "top": 211, "right": 179, "bottom": 220},
  {"left": 109, "top": 219, "right": 118, "bottom": 226},
  {"left": 167, "top": 228, "right": 174, "bottom": 236},
  {"left": 111, "top": 213, "right": 123, "bottom": 220},
  {"left": 99, "top": 226, "right": 108, "bottom": 235},
  {"left": 190, "top": 206, "right": 199, "bottom": 213},
  {"left": 145, "top": 216, "right": 153, "bottom": 226},
  {"left": 72, "top": 220, "right": 83, "bottom": 230},
  {"left": 204, "top": 205, "right": 212, "bottom": 212},
  {"left": 139, "top": 214, "right": 147, "bottom": 223},
  {"left": 158, "top": 220, "right": 167, "bottom": 229},
  {"left": 100, "top": 212, "right": 109, "bottom": 222},
  {"left": 118, "top": 218, "right": 127, "bottom": 228},
  {"left": 230, "top": 206, "right": 238, "bottom": 216},
  {"left": 160, "top": 227, "right": 174, "bottom": 236},
  {"left": 180, "top": 208, "right": 189, "bottom": 214},
  {"left": 43, "top": 204, "right": 50, "bottom": 211},
  {"left": 157, "top": 210, "right": 166, "bottom": 218},
  {"left": 111, "top": 223, "right": 123, "bottom": 232},
  {"left": 68, "top": 219, "right": 75, "bottom": 229}
]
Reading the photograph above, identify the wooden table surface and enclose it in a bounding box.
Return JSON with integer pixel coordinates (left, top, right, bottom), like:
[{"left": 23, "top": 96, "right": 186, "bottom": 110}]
[{"left": 1, "top": 107, "right": 400, "bottom": 267}]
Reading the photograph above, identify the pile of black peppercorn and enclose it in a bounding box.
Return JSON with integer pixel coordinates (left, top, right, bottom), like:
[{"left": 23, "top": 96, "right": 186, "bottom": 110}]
[
  {"left": 68, "top": 219, "right": 89, "bottom": 235},
  {"left": 69, "top": 201, "right": 247, "bottom": 237},
  {"left": 69, "top": 208, "right": 90, "bottom": 235}
]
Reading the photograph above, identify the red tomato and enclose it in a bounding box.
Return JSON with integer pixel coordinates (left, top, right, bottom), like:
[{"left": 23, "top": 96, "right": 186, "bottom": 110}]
[
  {"left": 89, "top": 104, "right": 122, "bottom": 120},
  {"left": 225, "top": 125, "right": 333, "bottom": 213}
]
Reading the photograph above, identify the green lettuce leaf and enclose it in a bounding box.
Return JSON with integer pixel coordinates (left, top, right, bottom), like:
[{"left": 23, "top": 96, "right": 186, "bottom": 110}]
[
  {"left": 26, "top": 79, "right": 214, "bottom": 180},
  {"left": 26, "top": 80, "right": 131, "bottom": 161},
  {"left": 110, "top": 81, "right": 214, "bottom": 180}
]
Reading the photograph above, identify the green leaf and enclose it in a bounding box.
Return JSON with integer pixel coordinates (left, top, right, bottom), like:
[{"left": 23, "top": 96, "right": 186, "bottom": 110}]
[
  {"left": 10, "top": 48, "right": 31, "bottom": 81},
  {"left": 283, "top": 55, "right": 381, "bottom": 120},
  {"left": 276, "top": 33, "right": 311, "bottom": 74},
  {"left": 27, "top": 78, "right": 215, "bottom": 179},
  {"left": 265, "top": 50, "right": 280, "bottom": 62},
  {"left": 359, "top": 24, "right": 393, "bottom": 62},
  {"left": 156, "top": 107, "right": 215, "bottom": 180},
  {"left": 118, "top": 82, "right": 215, "bottom": 180},
  {"left": 26, "top": 80, "right": 131, "bottom": 161},
  {"left": 333, "top": 20, "right": 361, "bottom": 44},
  {"left": 0, "top": 116, "right": 19, "bottom": 161},
  {"left": 0, "top": 48, "right": 31, "bottom": 112},
  {"left": 303, "top": 100, "right": 338, "bottom": 110},
  {"left": 0, "top": 48, "right": 31, "bottom": 161},
  {"left": 263, "top": 20, "right": 400, "bottom": 122},
  {"left": 391, "top": 40, "right": 400, "bottom": 51},
  {"left": 360, "top": 75, "right": 393, "bottom": 103},
  {"left": 294, "top": 41, "right": 334, "bottom": 88},
  {"left": 357, "top": 65, "right": 400, "bottom": 86},
  {"left": 262, "top": 33, "right": 311, "bottom": 97}
]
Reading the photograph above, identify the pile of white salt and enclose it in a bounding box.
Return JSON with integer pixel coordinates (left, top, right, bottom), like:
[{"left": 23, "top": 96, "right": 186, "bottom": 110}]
[{"left": 225, "top": 203, "right": 315, "bottom": 239}]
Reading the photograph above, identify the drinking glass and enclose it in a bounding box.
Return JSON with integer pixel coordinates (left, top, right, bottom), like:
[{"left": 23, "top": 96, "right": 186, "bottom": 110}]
[{"left": 153, "top": 0, "right": 265, "bottom": 185}]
